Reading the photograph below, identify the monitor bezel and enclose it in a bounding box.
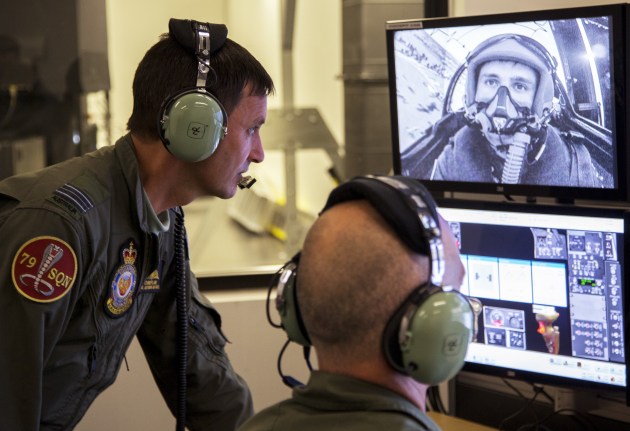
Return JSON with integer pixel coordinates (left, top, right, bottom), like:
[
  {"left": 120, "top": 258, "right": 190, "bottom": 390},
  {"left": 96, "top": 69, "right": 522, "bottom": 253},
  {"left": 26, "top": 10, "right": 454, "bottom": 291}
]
[
  {"left": 387, "top": 4, "right": 630, "bottom": 203},
  {"left": 436, "top": 197, "right": 629, "bottom": 402}
]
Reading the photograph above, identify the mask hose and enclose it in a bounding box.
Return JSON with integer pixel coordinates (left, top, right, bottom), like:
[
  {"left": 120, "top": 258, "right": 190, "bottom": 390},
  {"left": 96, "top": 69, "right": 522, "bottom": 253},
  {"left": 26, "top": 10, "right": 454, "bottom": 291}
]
[{"left": 501, "top": 131, "right": 531, "bottom": 183}]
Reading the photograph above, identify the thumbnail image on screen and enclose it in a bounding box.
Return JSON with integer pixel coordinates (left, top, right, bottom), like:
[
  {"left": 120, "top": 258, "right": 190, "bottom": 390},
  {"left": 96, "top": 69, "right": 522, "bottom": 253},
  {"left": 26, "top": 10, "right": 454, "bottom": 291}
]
[
  {"left": 439, "top": 205, "right": 626, "bottom": 388},
  {"left": 392, "top": 14, "right": 616, "bottom": 189}
]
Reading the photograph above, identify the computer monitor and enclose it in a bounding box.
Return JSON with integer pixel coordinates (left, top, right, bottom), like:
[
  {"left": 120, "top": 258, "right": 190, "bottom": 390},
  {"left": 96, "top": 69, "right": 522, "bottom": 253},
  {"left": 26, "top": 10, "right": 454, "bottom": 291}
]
[
  {"left": 386, "top": 4, "right": 630, "bottom": 202},
  {"left": 437, "top": 199, "right": 628, "bottom": 402}
]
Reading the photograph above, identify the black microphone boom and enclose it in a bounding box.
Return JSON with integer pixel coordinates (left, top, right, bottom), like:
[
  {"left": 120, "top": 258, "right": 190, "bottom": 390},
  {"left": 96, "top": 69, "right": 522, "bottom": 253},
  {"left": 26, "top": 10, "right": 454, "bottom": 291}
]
[{"left": 238, "top": 176, "right": 256, "bottom": 189}]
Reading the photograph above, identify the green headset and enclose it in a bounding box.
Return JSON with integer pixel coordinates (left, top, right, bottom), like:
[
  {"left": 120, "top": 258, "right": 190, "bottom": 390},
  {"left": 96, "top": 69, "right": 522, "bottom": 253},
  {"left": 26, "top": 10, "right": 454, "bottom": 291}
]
[
  {"left": 272, "top": 175, "right": 474, "bottom": 386},
  {"left": 158, "top": 19, "right": 229, "bottom": 162}
]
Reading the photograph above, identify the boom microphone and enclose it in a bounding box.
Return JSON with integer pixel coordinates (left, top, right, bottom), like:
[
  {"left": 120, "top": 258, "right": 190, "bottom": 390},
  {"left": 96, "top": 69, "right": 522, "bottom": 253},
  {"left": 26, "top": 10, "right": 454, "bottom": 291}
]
[{"left": 238, "top": 175, "right": 256, "bottom": 189}]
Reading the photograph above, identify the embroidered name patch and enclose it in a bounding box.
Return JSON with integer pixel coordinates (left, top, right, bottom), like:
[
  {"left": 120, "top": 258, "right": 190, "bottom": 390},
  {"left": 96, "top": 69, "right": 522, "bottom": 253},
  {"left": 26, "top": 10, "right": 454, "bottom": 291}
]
[
  {"left": 140, "top": 269, "right": 160, "bottom": 292},
  {"left": 11, "top": 236, "right": 78, "bottom": 303},
  {"left": 105, "top": 240, "right": 139, "bottom": 317}
]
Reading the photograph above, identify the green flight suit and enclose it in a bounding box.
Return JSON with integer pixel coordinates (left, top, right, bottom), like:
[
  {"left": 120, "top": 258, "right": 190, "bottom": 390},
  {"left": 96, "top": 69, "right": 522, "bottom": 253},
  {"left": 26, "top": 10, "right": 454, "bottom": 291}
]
[{"left": 0, "top": 134, "right": 252, "bottom": 430}]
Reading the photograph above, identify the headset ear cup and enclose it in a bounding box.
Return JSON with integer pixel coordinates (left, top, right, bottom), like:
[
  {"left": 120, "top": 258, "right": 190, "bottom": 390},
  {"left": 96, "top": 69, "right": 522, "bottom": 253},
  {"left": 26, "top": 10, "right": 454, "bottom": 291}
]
[
  {"left": 277, "top": 271, "right": 311, "bottom": 346},
  {"left": 160, "top": 90, "right": 227, "bottom": 162},
  {"left": 399, "top": 291, "right": 474, "bottom": 385}
]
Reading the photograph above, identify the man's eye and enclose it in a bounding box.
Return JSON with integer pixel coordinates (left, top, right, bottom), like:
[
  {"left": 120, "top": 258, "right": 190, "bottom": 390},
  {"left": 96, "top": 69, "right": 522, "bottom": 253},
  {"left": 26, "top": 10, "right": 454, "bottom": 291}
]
[
  {"left": 483, "top": 78, "right": 499, "bottom": 88},
  {"left": 513, "top": 82, "right": 528, "bottom": 92}
]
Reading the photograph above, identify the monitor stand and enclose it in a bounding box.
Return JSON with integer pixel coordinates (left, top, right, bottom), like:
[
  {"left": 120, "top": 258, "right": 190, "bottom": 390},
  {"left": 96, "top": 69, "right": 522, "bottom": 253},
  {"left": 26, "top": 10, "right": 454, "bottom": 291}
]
[{"left": 554, "top": 387, "right": 597, "bottom": 412}]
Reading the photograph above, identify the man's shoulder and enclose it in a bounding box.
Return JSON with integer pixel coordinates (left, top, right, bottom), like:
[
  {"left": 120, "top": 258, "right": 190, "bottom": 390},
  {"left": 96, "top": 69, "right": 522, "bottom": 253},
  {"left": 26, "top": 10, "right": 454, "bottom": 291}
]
[
  {"left": 237, "top": 399, "right": 294, "bottom": 431},
  {"left": 45, "top": 171, "right": 111, "bottom": 220},
  {"left": 0, "top": 151, "right": 115, "bottom": 221},
  {"left": 237, "top": 396, "right": 440, "bottom": 431}
]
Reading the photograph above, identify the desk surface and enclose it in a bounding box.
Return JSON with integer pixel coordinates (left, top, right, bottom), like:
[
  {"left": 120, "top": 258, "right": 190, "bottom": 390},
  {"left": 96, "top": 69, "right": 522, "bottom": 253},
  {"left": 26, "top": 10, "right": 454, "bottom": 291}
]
[{"left": 428, "top": 412, "right": 497, "bottom": 431}]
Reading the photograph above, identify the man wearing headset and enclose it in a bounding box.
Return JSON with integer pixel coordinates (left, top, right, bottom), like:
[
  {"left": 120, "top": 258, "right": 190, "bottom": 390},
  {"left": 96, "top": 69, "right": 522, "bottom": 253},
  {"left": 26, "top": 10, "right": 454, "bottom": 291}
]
[
  {"left": 426, "top": 34, "right": 603, "bottom": 186},
  {"left": 239, "top": 175, "right": 472, "bottom": 431},
  {"left": 0, "top": 19, "right": 273, "bottom": 430}
]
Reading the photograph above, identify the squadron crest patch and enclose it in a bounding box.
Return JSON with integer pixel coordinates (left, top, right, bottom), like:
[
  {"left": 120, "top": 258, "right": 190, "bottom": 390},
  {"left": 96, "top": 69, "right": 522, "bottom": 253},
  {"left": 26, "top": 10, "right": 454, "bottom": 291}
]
[
  {"left": 105, "top": 240, "right": 139, "bottom": 317},
  {"left": 11, "top": 236, "right": 78, "bottom": 303}
]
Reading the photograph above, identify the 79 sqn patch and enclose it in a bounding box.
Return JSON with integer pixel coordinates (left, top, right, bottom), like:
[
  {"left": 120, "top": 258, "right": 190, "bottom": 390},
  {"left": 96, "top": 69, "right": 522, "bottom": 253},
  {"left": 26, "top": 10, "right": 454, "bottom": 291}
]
[{"left": 11, "top": 236, "right": 78, "bottom": 303}]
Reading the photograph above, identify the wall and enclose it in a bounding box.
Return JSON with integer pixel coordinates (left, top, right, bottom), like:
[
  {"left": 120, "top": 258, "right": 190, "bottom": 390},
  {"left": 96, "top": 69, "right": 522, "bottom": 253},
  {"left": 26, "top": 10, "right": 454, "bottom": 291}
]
[{"left": 451, "top": 0, "right": 621, "bottom": 15}]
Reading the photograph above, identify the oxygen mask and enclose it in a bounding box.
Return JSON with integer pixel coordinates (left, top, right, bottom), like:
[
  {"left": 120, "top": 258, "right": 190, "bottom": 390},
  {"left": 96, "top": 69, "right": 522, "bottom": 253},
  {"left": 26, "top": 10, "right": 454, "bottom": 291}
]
[
  {"left": 467, "top": 86, "right": 547, "bottom": 184},
  {"left": 474, "top": 86, "right": 532, "bottom": 138}
]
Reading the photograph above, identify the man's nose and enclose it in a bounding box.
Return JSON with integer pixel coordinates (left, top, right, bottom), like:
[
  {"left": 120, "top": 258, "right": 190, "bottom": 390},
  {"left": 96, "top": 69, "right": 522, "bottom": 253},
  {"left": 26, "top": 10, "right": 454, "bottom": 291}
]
[
  {"left": 491, "top": 86, "right": 511, "bottom": 118},
  {"left": 251, "top": 137, "right": 265, "bottom": 163}
]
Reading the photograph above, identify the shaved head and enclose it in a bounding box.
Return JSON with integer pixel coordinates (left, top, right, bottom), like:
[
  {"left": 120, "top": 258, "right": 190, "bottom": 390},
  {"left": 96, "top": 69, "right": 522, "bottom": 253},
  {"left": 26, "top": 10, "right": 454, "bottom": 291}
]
[{"left": 297, "top": 200, "right": 429, "bottom": 361}]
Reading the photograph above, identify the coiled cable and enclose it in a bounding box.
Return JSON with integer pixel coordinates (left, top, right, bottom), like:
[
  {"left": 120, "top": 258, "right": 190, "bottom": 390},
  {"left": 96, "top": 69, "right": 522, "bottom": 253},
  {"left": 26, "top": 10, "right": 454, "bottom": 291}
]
[{"left": 174, "top": 208, "right": 188, "bottom": 431}]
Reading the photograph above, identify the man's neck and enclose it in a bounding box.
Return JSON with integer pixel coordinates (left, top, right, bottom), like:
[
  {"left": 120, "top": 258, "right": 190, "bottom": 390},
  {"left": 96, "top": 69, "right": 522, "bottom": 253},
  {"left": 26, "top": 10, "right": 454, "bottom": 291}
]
[
  {"left": 318, "top": 355, "right": 428, "bottom": 411},
  {"left": 130, "top": 133, "right": 198, "bottom": 214}
]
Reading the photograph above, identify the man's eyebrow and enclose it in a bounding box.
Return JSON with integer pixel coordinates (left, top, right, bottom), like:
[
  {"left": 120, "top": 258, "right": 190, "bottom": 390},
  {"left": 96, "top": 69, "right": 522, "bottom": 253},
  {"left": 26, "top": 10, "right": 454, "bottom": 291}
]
[
  {"left": 478, "top": 71, "right": 499, "bottom": 79},
  {"left": 511, "top": 75, "right": 537, "bottom": 84}
]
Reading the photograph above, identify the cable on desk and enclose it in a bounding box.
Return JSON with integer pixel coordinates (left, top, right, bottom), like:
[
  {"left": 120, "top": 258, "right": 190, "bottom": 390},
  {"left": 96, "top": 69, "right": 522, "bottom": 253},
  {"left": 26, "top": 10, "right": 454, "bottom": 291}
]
[
  {"left": 498, "top": 384, "right": 543, "bottom": 431},
  {"left": 502, "top": 378, "right": 528, "bottom": 400},
  {"left": 427, "top": 385, "right": 448, "bottom": 414}
]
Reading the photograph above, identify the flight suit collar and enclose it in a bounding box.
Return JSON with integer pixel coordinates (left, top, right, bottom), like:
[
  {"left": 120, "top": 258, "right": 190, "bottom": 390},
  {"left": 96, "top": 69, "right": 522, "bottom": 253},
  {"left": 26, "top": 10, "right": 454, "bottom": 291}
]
[
  {"left": 114, "top": 134, "right": 170, "bottom": 234},
  {"left": 293, "top": 370, "right": 436, "bottom": 427}
]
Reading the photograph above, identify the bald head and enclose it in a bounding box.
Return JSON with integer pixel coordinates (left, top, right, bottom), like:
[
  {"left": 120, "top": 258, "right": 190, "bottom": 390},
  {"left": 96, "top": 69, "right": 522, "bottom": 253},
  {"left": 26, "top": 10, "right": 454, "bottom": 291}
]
[
  {"left": 296, "top": 199, "right": 465, "bottom": 368},
  {"left": 297, "top": 200, "right": 429, "bottom": 361}
]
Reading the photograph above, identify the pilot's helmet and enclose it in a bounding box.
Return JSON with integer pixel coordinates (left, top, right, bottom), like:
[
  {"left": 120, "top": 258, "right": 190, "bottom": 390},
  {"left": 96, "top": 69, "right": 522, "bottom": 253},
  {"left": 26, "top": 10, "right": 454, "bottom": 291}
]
[{"left": 465, "top": 34, "right": 556, "bottom": 118}]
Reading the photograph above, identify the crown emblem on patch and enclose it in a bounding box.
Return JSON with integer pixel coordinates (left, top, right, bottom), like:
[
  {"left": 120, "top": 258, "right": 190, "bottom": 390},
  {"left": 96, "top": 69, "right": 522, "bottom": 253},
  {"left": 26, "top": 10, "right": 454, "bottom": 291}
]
[
  {"left": 105, "top": 239, "right": 139, "bottom": 318},
  {"left": 123, "top": 242, "right": 137, "bottom": 265}
]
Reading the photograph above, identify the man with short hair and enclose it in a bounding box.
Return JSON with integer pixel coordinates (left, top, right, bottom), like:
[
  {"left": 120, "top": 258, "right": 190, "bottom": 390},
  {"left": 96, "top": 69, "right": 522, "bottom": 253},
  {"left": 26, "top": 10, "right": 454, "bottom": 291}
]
[
  {"left": 419, "top": 34, "right": 604, "bottom": 186},
  {"left": 0, "top": 19, "right": 274, "bottom": 430},
  {"left": 239, "top": 175, "right": 473, "bottom": 431}
]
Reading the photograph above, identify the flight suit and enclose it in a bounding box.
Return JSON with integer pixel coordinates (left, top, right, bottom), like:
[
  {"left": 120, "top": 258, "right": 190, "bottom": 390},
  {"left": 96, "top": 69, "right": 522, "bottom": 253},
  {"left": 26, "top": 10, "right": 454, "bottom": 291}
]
[
  {"left": 0, "top": 134, "right": 252, "bottom": 430},
  {"left": 429, "top": 125, "right": 601, "bottom": 187},
  {"left": 238, "top": 370, "right": 441, "bottom": 431}
]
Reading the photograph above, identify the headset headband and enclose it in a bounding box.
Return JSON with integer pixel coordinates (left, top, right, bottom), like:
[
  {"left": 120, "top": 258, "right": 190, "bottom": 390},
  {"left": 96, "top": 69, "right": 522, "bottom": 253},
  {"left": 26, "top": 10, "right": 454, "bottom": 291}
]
[
  {"left": 168, "top": 19, "right": 228, "bottom": 56},
  {"left": 168, "top": 19, "right": 228, "bottom": 87}
]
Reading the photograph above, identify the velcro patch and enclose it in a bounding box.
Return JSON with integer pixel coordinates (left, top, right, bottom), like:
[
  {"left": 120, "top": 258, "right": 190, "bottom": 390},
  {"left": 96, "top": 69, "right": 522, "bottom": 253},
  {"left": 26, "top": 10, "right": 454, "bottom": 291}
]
[{"left": 12, "top": 236, "right": 78, "bottom": 303}]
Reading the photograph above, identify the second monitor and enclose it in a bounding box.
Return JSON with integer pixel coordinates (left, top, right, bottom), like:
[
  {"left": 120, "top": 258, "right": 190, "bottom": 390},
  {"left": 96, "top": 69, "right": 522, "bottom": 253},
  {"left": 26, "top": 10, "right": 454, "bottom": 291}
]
[{"left": 438, "top": 199, "right": 628, "bottom": 403}]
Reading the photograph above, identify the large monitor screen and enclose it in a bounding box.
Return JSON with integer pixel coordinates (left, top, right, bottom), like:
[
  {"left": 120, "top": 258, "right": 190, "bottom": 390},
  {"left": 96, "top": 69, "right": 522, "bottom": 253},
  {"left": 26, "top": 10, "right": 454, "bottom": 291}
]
[
  {"left": 387, "top": 4, "right": 630, "bottom": 202},
  {"left": 438, "top": 200, "right": 628, "bottom": 396}
]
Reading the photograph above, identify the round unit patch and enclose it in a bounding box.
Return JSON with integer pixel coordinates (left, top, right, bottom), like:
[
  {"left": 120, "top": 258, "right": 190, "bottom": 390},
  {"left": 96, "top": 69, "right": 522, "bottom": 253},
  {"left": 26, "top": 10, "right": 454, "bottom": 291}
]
[
  {"left": 11, "top": 236, "right": 78, "bottom": 303},
  {"left": 105, "top": 240, "right": 139, "bottom": 317}
]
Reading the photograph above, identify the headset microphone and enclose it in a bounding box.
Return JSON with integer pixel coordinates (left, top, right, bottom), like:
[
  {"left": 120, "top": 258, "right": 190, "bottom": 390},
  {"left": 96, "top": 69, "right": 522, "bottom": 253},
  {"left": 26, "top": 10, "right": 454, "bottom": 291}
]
[
  {"left": 238, "top": 175, "right": 256, "bottom": 189},
  {"left": 266, "top": 259, "right": 311, "bottom": 388}
]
